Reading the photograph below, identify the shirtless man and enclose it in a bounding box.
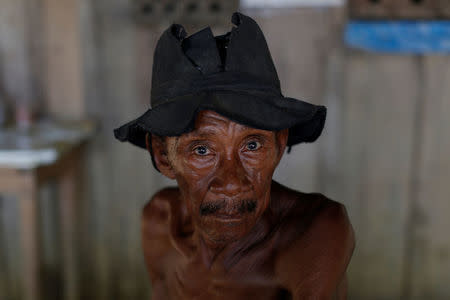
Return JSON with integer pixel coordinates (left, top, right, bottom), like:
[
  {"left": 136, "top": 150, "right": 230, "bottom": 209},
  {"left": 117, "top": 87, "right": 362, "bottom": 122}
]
[{"left": 114, "top": 12, "right": 354, "bottom": 299}]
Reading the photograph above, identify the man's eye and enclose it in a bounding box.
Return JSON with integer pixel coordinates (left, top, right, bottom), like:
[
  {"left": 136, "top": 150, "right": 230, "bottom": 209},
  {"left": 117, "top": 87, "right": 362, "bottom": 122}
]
[
  {"left": 246, "top": 141, "right": 261, "bottom": 151},
  {"left": 194, "top": 145, "right": 210, "bottom": 156}
]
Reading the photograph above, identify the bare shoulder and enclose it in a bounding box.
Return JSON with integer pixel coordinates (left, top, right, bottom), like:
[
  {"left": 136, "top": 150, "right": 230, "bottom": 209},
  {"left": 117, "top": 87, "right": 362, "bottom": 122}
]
[
  {"left": 141, "top": 187, "right": 180, "bottom": 279},
  {"left": 299, "top": 191, "right": 354, "bottom": 245},
  {"left": 272, "top": 182, "right": 354, "bottom": 248},
  {"left": 273, "top": 183, "right": 355, "bottom": 298},
  {"left": 142, "top": 186, "right": 180, "bottom": 229}
]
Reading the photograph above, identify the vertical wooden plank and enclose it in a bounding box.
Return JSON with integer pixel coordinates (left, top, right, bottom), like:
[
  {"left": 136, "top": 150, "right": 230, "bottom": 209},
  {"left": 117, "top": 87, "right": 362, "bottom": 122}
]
[
  {"left": 409, "top": 56, "right": 450, "bottom": 300},
  {"left": 0, "top": 196, "right": 7, "bottom": 300},
  {"left": 82, "top": 1, "right": 148, "bottom": 299},
  {"left": 316, "top": 9, "right": 347, "bottom": 197},
  {"left": 331, "top": 53, "right": 418, "bottom": 300},
  {"left": 319, "top": 46, "right": 347, "bottom": 202},
  {"left": 0, "top": 194, "right": 22, "bottom": 300},
  {"left": 0, "top": 0, "right": 35, "bottom": 108},
  {"left": 39, "top": 180, "right": 63, "bottom": 300},
  {"left": 335, "top": 53, "right": 372, "bottom": 300},
  {"left": 363, "top": 55, "right": 417, "bottom": 300},
  {"left": 26, "top": 0, "right": 46, "bottom": 115},
  {"left": 41, "top": 0, "right": 84, "bottom": 119},
  {"left": 77, "top": 1, "right": 103, "bottom": 299},
  {"left": 58, "top": 154, "right": 82, "bottom": 300},
  {"left": 18, "top": 170, "right": 41, "bottom": 300},
  {"left": 130, "top": 24, "right": 169, "bottom": 300}
]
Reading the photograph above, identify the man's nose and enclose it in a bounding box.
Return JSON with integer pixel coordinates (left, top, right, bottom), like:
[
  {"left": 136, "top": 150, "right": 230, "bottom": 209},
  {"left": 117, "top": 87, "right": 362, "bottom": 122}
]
[{"left": 209, "top": 154, "right": 250, "bottom": 196}]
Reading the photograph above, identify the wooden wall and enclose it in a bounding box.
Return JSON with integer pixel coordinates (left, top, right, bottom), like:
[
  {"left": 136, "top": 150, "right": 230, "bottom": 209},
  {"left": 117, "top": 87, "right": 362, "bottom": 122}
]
[{"left": 1, "top": 1, "right": 450, "bottom": 299}]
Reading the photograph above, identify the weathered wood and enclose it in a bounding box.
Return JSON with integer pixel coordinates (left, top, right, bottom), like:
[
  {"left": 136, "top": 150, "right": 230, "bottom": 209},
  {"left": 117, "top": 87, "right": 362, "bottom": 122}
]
[
  {"left": 408, "top": 56, "right": 450, "bottom": 300},
  {"left": 0, "top": 0, "right": 35, "bottom": 109},
  {"left": 0, "top": 132, "right": 89, "bottom": 300},
  {"left": 39, "top": 180, "right": 64, "bottom": 300},
  {"left": 331, "top": 52, "right": 372, "bottom": 299},
  {"left": 0, "top": 196, "right": 7, "bottom": 300},
  {"left": 331, "top": 53, "right": 419, "bottom": 300},
  {"left": 82, "top": 1, "right": 152, "bottom": 298},
  {"left": 18, "top": 170, "right": 41, "bottom": 300},
  {"left": 129, "top": 24, "right": 166, "bottom": 300},
  {"left": 58, "top": 153, "right": 82, "bottom": 300},
  {"left": 41, "top": 0, "right": 85, "bottom": 119},
  {"left": 0, "top": 195, "right": 22, "bottom": 300}
]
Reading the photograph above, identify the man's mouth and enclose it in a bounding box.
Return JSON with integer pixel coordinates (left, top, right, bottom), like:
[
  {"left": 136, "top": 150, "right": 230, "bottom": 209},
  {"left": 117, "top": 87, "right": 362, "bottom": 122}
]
[{"left": 199, "top": 199, "right": 257, "bottom": 218}]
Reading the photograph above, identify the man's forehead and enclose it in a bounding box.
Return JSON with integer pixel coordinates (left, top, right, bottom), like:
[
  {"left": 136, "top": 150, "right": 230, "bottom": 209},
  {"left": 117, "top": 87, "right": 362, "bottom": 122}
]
[
  {"left": 195, "top": 110, "right": 235, "bottom": 126},
  {"left": 193, "top": 110, "right": 263, "bottom": 133}
]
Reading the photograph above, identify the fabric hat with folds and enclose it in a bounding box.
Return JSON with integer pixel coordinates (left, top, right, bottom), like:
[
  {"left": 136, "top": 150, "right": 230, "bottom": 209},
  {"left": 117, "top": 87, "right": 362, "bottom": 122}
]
[{"left": 114, "top": 12, "right": 327, "bottom": 151}]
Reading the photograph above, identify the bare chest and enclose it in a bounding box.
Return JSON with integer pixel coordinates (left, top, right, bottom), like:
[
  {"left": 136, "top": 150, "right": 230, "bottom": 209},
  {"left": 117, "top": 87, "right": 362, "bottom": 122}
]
[{"left": 156, "top": 245, "right": 291, "bottom": 300}]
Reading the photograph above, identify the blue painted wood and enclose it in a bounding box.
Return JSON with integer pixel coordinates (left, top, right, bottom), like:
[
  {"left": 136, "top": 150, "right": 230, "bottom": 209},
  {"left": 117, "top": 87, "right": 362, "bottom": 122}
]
[{"left": 345, "top": 21, "right": 450, "bottom": 54}]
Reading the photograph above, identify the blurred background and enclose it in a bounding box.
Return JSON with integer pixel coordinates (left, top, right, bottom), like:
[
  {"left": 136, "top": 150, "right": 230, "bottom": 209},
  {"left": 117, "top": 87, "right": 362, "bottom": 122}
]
[{"left": 1, "top": 0, "right": 450, "bottom": 299}]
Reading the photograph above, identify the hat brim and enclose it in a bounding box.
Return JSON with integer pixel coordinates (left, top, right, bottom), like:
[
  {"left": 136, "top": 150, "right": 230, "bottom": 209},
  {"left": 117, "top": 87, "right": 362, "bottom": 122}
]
[{"left": 113, "top": 91, "right": 326, "bottom": 148}]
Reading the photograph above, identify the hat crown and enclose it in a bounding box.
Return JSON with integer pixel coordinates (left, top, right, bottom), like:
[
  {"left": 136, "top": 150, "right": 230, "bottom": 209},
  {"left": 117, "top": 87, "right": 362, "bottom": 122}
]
[{"left": 150, "top": 12, "right": 281, "bottom": 108}]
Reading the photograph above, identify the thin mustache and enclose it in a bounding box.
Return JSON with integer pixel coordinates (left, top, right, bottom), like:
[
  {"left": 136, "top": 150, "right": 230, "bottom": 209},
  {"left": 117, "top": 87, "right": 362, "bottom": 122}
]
[{"left": 200, "top": 199, "right": 257, "bottom": 216}]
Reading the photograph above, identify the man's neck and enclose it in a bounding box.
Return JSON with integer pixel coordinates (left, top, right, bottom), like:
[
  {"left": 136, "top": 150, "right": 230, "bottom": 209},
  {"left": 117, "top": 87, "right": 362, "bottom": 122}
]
[
  {"left": 190, "top": 213, "right": 274, "bottom": 271},
  {"left": 195, "top": 232, "right": 229, "bottom": 268}
]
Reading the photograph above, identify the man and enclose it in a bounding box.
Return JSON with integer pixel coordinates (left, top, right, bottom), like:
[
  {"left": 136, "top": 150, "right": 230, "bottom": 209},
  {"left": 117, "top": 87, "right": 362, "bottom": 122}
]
[{"left": 114, "top": 12, "right": 354, "bottom": 299}]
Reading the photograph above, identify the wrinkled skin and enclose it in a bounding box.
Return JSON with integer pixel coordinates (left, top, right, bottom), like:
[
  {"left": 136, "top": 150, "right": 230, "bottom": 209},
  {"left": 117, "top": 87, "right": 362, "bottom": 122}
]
[{"left": 142, "top": 110, "right": 355, "bottom": 299}]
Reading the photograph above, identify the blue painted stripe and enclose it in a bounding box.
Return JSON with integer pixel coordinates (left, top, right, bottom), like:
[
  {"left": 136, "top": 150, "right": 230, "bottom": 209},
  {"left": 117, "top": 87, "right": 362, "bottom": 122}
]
[{"left": 345, "top": 21, "right": 450, "bottom": 54}]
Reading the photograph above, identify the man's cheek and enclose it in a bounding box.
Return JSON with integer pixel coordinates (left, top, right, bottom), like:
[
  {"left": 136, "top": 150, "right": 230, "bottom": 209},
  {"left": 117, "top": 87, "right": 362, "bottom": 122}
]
[
  {"left": 190, "top": 180, "right": 211, "bottom": 206},
  {"left": 181, "top": 161, "right": 215, "bottom": 181},
  {"left": 248, "top": 166, "right": 273, "bottom": 184}
]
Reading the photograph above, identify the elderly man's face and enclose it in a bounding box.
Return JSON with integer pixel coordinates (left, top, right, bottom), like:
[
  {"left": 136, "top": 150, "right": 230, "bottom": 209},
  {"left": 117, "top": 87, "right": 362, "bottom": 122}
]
[{"left": 151, "top": 110, "right": 288, "bottom": 244}]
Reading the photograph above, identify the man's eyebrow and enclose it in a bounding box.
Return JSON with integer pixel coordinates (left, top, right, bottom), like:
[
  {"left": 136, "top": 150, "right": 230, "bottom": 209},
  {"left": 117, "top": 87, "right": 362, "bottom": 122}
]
[
  {"left": 188, "top": 126, "right": 223, "bottom": 137},
  {"left": 235, "top": 124, "right": 274, "bottom": 135},
  {"left": 236, "top": 124, "right": 259, "bottom": 132}
]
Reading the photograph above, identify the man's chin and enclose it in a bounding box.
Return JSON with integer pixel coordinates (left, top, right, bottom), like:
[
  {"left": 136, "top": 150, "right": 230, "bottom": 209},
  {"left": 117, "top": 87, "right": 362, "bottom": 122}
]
[
  {"left": 199, "top": 215, "right": 256, "bottom": 244},
  {"left": 203, "top": 213, "right": 251, "bottom": 227}
]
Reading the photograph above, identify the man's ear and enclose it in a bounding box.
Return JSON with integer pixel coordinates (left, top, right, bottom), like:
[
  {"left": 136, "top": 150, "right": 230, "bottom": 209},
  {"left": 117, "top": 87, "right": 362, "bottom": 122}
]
[
  {"left": 146, "top": 133, "right": 176, "bottom": 179},
  {"left": 275, "top": 129, "right": 289, "bottom": 162}
]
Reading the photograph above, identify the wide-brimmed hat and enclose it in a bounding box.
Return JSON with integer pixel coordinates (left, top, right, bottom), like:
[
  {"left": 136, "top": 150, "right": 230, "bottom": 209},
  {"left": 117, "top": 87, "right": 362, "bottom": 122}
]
[{"left": 114, "top": 12, "right": 326, "bottom": 149}]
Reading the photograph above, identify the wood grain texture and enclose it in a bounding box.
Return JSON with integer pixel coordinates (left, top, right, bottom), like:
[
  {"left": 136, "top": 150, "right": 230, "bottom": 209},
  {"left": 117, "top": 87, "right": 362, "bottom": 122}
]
[
  {"left": 41, "top": 0, "right": 84, "bottom": 119},
  {"left": 0, "top": 195, "right": 22, "bottom": 300},
  {"left": 0, "top": 197, "right": 5, "bottom": 300},
  {"left": 10, "top": 170, "right": 42, "bottom": 300},
  {"left": 0, "top": 0, "right": 35, "bottom": 108},
  {"left": 408, "top": 56, "right": 450, "bottom": 300},
  {"left": 327, "top": 53, "right": 419, "bottom": 300},
  {"left": 59, "top": 154, "right": 82, "bottom": 300},
  {"left": 79, "top": 1, "right": 159, "bottom": 298}
]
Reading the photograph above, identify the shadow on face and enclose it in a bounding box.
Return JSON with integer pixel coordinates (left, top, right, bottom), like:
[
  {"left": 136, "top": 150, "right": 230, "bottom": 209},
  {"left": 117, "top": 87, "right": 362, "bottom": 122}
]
[{"left": 149, "top": 110, "right": 288, "bottom": 244}]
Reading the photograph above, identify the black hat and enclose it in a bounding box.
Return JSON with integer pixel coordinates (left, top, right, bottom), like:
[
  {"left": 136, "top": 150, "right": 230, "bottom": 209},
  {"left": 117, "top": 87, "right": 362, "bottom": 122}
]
[{"left": 114, "top": 12, "right": 326, "bottom": 150}]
